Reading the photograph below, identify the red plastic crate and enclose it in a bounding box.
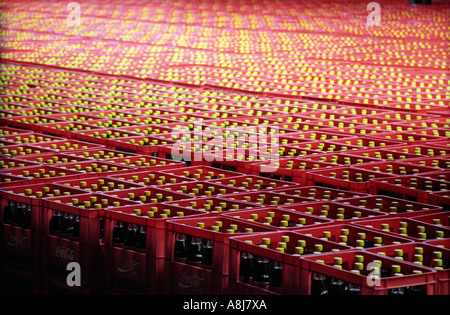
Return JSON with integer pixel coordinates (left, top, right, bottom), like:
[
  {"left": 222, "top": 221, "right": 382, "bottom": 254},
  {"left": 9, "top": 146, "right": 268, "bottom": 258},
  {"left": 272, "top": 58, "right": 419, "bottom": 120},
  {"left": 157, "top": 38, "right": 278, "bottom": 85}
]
[
  {"left": 209, "top": 174, "right": 299, "bottom": 191},
  {"left": 412, "top": 212, "right": 450, "bottom": 230},
  {"left": 108, "top": 135, "right": 177, "bottom": 155},
  {"left": 344, "top": 148, "right": 422, "bottom": 161},
  {"left": 430, "top": 191, "right": 450, "bottom": 211},
  {"left": 0, "top": 133, "right": 62, "bottom": 145},
  {"left": 370, "top": 175, "right": 450, "bottom": 204},
  {"left": 0, "top": 164, "right": 84, "bottom": 186},
  {"left": 336, "top": 116, "right": 398, "bottom": 127},
  {"left": 165, "top": 196, "right": 260, "bottom": 213},
  {"left": 424, "top": 238, "right": 450, "bottom": 250},
  {"left": 328, "top": 136, "right": 406, "bottom": 149},
  {"left": 104, "top": 155, "right": 186, "bottom": 171},
  {"left": 228, "top": 230, "right": 352, "bottom": 295},
  {"left": 334, "top": 195, "right": 442, "bottom": 218},
  {"left": 280, "top": 130, "right": 357, "bottom": 143},
  {"left": 71, "top": 118, "right": 143, "bottom": 129},
  {"left": 29, "top": 139, "right": 105, "bottom": 152},
  {"left": 299, "top": 250, "right": 438, "bottom": 295},
  {"left": 222, "top": 207, "right": 334, "bottom": 230},
  {"left": 71, "top": 128, "right": 142, "bottom": 146},
  {"left": 364, "top": 132, "right": 445, "bottom": 145},
  {"left": 202, "top": 148, "right": 278, "bottom": 173},
  {"left": 300, "top": 152, "right": 382, "bottom": 166},
  {"left": 62, "top": 148, "right": 139, "bottom": 161},
  {"left": 103, "top": 203, "right": 207, "bottom": 294},
  {"left": 307, "top": 166, "right": 396, "bottom": 193},
  {"left": 251, "top": 157, "right": 336, "bottom": 185},
  {"left": 273, "top": 186, "right": 368, "bottom": 201},
  {"left": 0, "top": 157, "right": 41, "bottom": 169},
  {"left": 159, "top": 165, "right": 244, "bottom": 181},
  {"left": 385, "top": 144, "right": 450, "bottom": 157},
  {"left": 0, "top": 126, "right": 32, "bottom": 136},
  {"left": 221, "top": 190, "right": 311, "bottom": 207},
  {"left": 366, "top": 112, "right": 438, "bottom": 122},
  {"left": 102, "top": 186, "right": 195, "bottom": 204},
  {"left": 41, "top": 193, "right": 140, "bottom": 293},
  {"left": 0, "top": 183, "right": 87, "bottom": 272},
  {"left": 281, "top": 201, "right": 386, "bottom": 222},
  {"left": 108, "top": 169, "right": 197, "bottom": 187},
  {"left": 0, "top": 173, "right": 30, "bottom": 188},
  {"left": 295, "top": 223, "right": 414, "bottom": 250},
  {"left": 351, "top": 161, "right": 437, "bottom": 177},
  {"left": 56, "top": 160, "right": 135, "bottom": 177},
  {"left": 54, "top": 176, "right": 145, "bottom": 193},
  {"left": 13, "top": 152, "right": 96, "bottom": 166},
  {"left": 407, "top": 128, "right": 450, "bottom": 139},
  {"left": 113, "top": 124, "right": 175, "bottom": 137},
  {"left": 365, "top": 242, "right": 449, "bottom": 295},
  {"left": 295, "top": 111, "right": 359, "bottom": 121},
  {"left": 0, "top": 144, "right": 57, "bottom": 158},
  {"left": 288, "top": 141, "right": 363, "bottom": 154},
  {"left": 13, "top": 121, "right": 103, "bottom": 139},
  {"left": 419, "top": 169, "right": 450, "bottom": 182},
  {"left": 425, "top": 139, "right": 450, "bottom": 149},
  {"left": 353, "top": 217, "right": 450, "bottom": 242},
  {"left": 396, "top": 156, "right": 450, "bottom": 171},
  {"left": 165, "top": 216, "right": 277, "bottom": 294},
  {"left": 0, "top": 115, "right": 65, "bottom": 131},
  {"left": 159, "top": 181, "right": 247, "bottom": 198},
  {"left": 320, "top": 126, "right": 397, "bottom": 137}
]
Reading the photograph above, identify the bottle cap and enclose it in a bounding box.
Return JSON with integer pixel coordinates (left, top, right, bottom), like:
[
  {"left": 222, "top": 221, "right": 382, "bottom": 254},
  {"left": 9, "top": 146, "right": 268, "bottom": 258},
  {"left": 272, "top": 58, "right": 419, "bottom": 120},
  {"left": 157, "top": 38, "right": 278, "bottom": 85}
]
[
  {"left": 391, "top": 265, "right": 401, "bottom": 273},
  {"left": 262, "top": 237, "right": 271, "bottom": 245},
  {"left": 314, "top": 244, "right": 323, "bottom": 252},
  {"left": 433, "top": 251, "right": 442, "bottom": 259},
  {"left": 334, "top": 257, "right": 343, "bottom": 265},
  {"left": 354, "top": 262, "right": 364, "bottom": 271},
  {"left": 294, "top": 247, "right": 304, "bottom": 255}
]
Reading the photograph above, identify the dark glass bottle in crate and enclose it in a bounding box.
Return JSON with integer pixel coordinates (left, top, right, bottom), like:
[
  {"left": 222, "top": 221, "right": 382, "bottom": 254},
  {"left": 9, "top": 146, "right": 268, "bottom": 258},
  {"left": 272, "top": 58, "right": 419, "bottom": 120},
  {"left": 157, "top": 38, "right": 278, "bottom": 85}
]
[
  {"left": 112, "top": 221, "right": 126, "bottom": 246},
  {"left": 49, "top": 211, "right": 64, "bottom": 235},
  {"left": 253, "top": 247, "right": 271, "bottom": 290},
  {"left": 174, "top": 233, "right": 187, "bottom": 262},
  {"left": 124, "top": 224, "right": 138, "bottom": 249},
  {"left": 135, "top": 225, "right": 146, "bottom": 251},
  {"left": 3, "top": 200, "right": 16, "bottom": 224},
  {"left": 239, "top": 247, "right": 254, "bottom": 284},
  {"left": 311, "top": 260, "right": 329, "bottom": 295}
]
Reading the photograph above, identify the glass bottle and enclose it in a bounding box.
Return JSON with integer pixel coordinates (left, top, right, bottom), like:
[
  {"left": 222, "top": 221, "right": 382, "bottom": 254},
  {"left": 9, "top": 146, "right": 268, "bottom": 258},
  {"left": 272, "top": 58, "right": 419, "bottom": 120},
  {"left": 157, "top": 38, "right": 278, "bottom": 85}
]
[
  {"left": 269, "top": 248, "right": 284, "bottom": 293},
  {"left": 61, "top": 213, "right": 75, "bottom": 236},
  {"left": 3, "top": 200, "right": 16, "bottom": 224},
  {"left": 201, "top": 239, "right": 214, "bottom": 268},
  {"left": 124, "top": 223, "right": 137, "bottom": 249},
  {"left": 112, "top": 221, "right": 126, "bottom": 246},
  {"left": 49, "top": 211, "right": 64, "bottom": 235},
  {"left": 345, "top": 270, "right": 361, "bottom": 295},
  {"left": 311, "top": 260, "right": 329, "bottom": 295},
  {"left": 135, "top": 225, "right": 146, "bottom": 251},
  {"left": 239, "top": 241, "right": 254, "bottom": 284},
  {"left": 253, "top": 245, "right": 271, "bottom": 290},
  {"left": 174, "top": 233, "right": 187, "bottom": 262},
  {"left": 329, "top": 257, "right": 345, "bottom": 295}
]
